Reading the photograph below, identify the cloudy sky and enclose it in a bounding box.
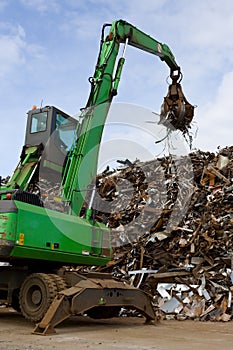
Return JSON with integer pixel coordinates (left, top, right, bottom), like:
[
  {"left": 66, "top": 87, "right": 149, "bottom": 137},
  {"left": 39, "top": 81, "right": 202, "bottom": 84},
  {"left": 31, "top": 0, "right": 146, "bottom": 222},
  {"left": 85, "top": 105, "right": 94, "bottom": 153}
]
[{"left": 1, "top": 0, "right": 233, "bottom": 177}]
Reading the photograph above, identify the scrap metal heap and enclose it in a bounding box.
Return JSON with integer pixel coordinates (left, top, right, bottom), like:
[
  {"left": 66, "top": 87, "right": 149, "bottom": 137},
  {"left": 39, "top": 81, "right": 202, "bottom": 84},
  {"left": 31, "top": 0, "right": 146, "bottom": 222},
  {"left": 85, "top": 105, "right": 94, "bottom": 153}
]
[
  {"left": 8, "top": 146, "right": 233, "bottom": 323},
  {"left": 87, "top": 146, "right": 233, "bottom": 322},
  {"left": 17, "top": 146, "right": 233, "bottom": 321}
]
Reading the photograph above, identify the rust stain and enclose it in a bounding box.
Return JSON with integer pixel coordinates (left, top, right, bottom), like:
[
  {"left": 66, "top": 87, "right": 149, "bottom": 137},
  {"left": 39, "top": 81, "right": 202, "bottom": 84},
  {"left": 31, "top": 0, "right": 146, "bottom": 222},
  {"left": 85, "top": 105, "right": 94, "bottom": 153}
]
[{"left": 0, "top": 215, "right": 8, "bottom": 220}]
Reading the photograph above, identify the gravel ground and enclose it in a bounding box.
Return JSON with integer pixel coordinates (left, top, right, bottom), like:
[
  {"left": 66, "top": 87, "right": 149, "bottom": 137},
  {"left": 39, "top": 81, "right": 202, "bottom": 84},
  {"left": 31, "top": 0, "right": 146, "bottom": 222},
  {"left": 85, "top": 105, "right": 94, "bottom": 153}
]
[{"left": 0, "top": 307, "right": 232, "bottom": 350}]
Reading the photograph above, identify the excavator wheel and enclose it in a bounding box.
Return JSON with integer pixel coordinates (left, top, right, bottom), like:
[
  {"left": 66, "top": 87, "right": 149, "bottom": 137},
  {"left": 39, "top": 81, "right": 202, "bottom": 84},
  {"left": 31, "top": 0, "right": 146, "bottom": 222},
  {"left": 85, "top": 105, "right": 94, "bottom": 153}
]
[
  {"left": 19, "top": 273, "right": 58, "bottom": 322},
  {"left": 48, "top": 274, "right": 68, "bottom": 292}
]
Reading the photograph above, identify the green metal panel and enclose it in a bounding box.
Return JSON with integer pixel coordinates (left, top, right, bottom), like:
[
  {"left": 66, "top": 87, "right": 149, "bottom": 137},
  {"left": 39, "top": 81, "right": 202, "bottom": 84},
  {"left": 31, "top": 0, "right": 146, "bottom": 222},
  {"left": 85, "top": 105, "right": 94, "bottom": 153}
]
[
  {"left": 0, "top": 211, "right": 17, "bottom": 257},
  {"left": 5, "top": 146, "right": 40, "bottom": 191},
  {"left": 10, "top": 201, "right": 111, "bottom": 266}
]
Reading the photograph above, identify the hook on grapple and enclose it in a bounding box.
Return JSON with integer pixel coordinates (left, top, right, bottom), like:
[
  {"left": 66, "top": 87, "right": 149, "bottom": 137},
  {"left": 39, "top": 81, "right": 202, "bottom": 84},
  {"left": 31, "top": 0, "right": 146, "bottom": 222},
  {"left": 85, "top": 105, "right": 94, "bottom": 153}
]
[{"left": 160, "top": 67, "right": 194, "bottom": 134}]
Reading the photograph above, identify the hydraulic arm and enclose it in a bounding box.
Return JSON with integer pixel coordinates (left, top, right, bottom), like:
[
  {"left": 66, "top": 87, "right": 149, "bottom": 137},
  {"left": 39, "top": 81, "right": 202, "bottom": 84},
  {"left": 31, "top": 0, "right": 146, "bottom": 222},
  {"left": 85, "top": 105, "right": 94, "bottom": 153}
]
[{"left": 62, "top": 19, "right": 194, "bottom": 217}]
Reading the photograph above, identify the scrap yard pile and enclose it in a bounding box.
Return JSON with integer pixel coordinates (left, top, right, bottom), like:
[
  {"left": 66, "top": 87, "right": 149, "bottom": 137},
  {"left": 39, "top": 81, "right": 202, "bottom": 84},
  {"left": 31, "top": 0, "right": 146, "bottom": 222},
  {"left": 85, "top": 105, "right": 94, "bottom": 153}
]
[
  {"left": 3, "top": 145, "right": 233, "bottom": 322},
  {"left": 91, "top": 146, "right": 233, "bottom": 322}
]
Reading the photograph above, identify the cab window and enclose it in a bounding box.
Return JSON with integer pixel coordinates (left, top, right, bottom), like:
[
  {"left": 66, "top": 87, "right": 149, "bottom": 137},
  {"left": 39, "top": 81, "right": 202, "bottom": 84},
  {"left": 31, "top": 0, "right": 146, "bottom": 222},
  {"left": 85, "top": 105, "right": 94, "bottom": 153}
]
[
  {"left": 55, "top": 113, "right": 76, "bottom": 151},
  {"left": 31, "top": 112, "right": 48, "bottom": 133}
]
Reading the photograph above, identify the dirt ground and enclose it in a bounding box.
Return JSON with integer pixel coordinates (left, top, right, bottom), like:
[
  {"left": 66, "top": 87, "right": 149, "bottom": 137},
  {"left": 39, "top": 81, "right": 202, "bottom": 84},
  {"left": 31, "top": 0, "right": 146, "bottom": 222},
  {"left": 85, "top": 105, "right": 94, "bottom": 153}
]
[{"left": 0, "top": 307, "right": 232, "bottom": 350}]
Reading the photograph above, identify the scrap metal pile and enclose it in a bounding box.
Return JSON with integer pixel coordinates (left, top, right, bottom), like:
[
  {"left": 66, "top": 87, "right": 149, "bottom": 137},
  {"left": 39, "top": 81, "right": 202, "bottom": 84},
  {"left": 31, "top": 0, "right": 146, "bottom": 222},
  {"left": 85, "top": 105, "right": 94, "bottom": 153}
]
[
  {"left": 4, "top": 145, "right": 233, "bottom": 322},
  {"left": 91, "top": 147, "right": 233, "bottom": 322}
]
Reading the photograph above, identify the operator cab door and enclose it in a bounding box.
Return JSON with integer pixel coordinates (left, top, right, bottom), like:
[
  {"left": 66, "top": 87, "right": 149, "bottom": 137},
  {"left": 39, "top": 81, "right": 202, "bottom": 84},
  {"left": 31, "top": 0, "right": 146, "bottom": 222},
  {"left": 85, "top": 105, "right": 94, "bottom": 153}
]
[{"left": 25, "top": 106, "right": 77, "bottom": 179}]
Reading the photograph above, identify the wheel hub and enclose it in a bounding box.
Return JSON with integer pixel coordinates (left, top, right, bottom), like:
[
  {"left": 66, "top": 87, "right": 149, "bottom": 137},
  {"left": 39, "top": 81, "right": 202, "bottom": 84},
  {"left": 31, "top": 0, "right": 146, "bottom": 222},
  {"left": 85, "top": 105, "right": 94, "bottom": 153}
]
[{"left": 31, "top": 289, "right": 42, "bottom": 305}]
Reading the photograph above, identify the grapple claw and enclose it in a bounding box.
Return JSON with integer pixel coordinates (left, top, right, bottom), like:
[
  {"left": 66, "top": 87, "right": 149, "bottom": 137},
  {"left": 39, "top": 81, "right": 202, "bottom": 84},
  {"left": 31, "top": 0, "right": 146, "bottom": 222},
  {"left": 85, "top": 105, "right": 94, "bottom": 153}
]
[{"left": 160, "top": 69, "right": 194, "bottom": 133}]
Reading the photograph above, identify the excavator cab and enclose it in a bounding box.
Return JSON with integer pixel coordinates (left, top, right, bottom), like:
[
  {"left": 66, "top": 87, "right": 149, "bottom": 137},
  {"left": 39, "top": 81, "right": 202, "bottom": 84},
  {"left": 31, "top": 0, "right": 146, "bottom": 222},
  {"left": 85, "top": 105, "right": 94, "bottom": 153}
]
[
  {"left": 0, "top": 106, "right": 78, "bottom": 196},
  {"left": 25, "top": 106, "right": 77, "bottom": 176}
]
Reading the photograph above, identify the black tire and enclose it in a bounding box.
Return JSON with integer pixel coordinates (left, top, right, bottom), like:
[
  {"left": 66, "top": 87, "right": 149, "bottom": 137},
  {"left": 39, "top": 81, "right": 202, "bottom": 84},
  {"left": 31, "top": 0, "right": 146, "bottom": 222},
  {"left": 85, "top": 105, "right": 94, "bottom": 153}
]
[
  {"left": 48, "top": 274, "right": 67, "bottom": 292},
  {"left": 19, "top": 273, "right": 58, "bottom": 322}
]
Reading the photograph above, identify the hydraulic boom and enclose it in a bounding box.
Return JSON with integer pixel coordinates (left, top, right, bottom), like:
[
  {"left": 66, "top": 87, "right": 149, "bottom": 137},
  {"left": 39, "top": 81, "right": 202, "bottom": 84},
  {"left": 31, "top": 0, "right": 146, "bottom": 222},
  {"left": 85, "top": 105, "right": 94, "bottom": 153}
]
[{"left": 61, "top": 19, "right": 194, "bottom": 217}]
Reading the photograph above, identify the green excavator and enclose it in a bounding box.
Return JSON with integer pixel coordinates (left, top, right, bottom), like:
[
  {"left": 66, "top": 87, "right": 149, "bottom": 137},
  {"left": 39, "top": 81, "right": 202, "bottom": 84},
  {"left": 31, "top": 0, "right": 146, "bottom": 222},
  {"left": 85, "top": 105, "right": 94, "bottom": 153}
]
[{"left": 0, "top": 20, "right": 194, "bottom": 334}]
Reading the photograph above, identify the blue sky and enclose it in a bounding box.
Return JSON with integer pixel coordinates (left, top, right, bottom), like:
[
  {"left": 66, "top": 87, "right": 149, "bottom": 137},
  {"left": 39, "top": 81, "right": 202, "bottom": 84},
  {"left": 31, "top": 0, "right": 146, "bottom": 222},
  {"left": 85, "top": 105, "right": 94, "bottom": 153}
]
[{"left": 1, "top": 0, "right": 233, "bottom": 176}]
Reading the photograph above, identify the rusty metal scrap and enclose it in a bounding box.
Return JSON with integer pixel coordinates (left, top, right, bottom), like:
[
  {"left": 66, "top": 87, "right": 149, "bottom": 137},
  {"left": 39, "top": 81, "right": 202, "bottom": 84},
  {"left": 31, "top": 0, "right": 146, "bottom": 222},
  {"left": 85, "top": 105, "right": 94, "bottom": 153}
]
[
  {"left": 2, "top": 145, "right": 233, "bottom": 322},
  {"left": 93, "top": 146, "right": 233, "bottom": 322}
]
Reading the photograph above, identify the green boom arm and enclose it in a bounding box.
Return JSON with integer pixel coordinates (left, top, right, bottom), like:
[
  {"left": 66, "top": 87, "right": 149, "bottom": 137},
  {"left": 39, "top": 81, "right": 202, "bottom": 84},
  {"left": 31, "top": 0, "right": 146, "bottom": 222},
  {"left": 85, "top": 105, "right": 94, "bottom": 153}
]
[{"left": 61, "top": 19, "right": 187, "bottom": 217}]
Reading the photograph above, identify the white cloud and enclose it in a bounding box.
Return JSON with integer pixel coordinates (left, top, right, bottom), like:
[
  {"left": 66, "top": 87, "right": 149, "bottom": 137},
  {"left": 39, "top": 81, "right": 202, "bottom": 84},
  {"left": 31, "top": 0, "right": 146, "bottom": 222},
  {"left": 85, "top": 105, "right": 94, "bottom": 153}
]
[
  {"left": 0, "top": 21, "right": 46, "bottom": 79},
  {"left": 0, "top": 24, "right": 26, "bottom": 77},
  {"left": 194, "top": 71, "right": 233, "bottom": 151},
  {"left": 26, "top": 43, "right": 45, "bottom": 60},
  {"left": 20, "top": 0, "right": 59, "bottom": 12}
]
